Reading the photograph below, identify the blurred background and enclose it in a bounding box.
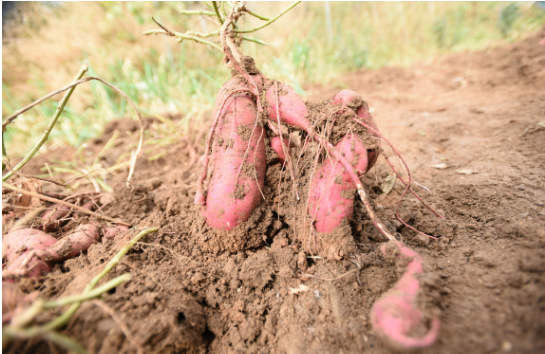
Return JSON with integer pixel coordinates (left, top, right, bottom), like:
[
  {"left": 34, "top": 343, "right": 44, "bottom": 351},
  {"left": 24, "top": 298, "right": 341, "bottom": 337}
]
[{"left": 3, "top": 1, "right": 545, "bottom": 157}]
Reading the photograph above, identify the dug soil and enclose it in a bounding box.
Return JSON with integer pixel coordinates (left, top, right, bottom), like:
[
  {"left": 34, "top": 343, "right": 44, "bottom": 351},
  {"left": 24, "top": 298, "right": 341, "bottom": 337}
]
[{"left": 11, "top": 32, "right": 545, "bottom": 354}]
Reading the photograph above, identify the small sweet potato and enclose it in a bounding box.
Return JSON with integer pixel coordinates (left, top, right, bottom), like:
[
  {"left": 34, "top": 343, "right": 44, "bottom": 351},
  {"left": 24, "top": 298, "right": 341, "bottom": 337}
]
[
  {"left": 265, "top": 82, "right": 311, "bottom": 132},
  {"left": 35, "top": 223, "right": 101, "bottom": 262},
  {"left": 333, "top": 90, "right": 380, "bottom": 171},
  {"left": 308, "top": 133, "right": 369, "bottom": 233},
  {"left": 270, "top": 136, "right": 291, "bottom": 164},
  {"left": 41, "top": 205, "right": 71, "bottom": 232},
  {"left": 371, "top": 241, "right": 440, "bottom": 349}
]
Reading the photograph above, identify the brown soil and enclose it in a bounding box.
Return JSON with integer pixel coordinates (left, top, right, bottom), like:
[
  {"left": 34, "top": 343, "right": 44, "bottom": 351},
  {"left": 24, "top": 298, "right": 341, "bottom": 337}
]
[{"left": 6, "top": 32, "right": 545, "bottom": 354}]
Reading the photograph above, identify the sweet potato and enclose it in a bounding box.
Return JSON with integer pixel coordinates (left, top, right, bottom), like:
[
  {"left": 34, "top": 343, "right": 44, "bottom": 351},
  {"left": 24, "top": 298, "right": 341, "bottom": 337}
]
[
  {"left": 34, "top": 223, "right": 100, "bottom": 262},
  {"left": 333, "top": 90, "right": 380, "bottom": 171},
  {"left": 270, "top": 136, "right": 291, "bottom": 164},
  {"left": 2, "top": 229, "right": 57, "bottom": 279},
  {"left": 201, "top": 89, "right": 267, "bottom": 231},
  {"left": 308, "top": 133, "right": 369, "bottom": 233},
  {"left": 265, "top": 82, "right": 311, "bottom": 132},
  {"left": 370, "top": 241, "right": 440, "bottom": 349},
  {"left": 41, "top": 205, "right": 71, "bottom": 232}
]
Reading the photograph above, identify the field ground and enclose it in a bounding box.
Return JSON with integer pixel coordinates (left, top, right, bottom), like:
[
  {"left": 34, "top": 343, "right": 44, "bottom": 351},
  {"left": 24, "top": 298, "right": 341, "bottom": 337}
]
[{"left": 6, "top": 29, "right": 545, "bottom": 354}]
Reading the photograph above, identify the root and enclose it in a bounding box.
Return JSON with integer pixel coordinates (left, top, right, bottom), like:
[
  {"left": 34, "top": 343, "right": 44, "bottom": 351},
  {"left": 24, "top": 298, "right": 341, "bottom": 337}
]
[
  {"left": 273, "top": 82, "right": 299, "bottom": 201},
  {"left": 2, "top": 182, "right": 129, "bottom": 226},
  {"left": 349, "top": 114, "right": 443, "bottom": 239}
]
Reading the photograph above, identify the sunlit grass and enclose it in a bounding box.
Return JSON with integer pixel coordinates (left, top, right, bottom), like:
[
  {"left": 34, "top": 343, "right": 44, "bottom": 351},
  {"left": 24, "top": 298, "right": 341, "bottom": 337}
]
[{"left": 2, "top": 1, "right": 544, "bottom": 159}]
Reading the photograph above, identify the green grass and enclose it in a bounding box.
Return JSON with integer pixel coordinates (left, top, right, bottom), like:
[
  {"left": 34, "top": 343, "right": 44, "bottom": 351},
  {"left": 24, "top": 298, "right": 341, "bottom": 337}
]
[{"left": 2, "top": 1, "right": 545, "bottom": 159}]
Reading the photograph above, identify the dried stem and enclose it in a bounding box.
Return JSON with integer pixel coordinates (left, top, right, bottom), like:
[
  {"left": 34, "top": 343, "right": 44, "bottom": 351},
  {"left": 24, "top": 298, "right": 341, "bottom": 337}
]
[
  {"left": 2, "top": 182, "right": 129, "bottom": 226},
  {"left": 2, "top": 64, "right": 89, "bottom": 180},
  {"left": 2, "top": 76, "right": 145, "bottom": 186}
]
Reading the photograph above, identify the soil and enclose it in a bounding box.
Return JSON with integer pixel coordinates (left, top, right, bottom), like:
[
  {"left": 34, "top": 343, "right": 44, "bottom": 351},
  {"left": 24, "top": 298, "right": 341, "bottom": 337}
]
[{"left": 5, "top": 32, "right": 545, "bottom": 354}]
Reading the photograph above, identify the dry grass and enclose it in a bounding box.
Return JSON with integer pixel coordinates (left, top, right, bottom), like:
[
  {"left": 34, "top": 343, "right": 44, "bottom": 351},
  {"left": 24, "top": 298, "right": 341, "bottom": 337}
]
[{"left": 2, "top": 1, "right": 544, "bottom": 157}]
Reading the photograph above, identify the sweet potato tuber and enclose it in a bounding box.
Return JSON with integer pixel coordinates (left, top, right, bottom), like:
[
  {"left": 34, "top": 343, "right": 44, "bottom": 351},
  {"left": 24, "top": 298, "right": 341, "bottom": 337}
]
[
  {"left": 34, "top": 223, "right": 100, "bottom": 262},
  {"left": 41, "top": 205, "right": 71, "bottom": 232},
  {"left": 270, "top": 136, "right": 291, "bottom": 164},
  {"left": 201, "top": 83, "right": 267, "bottom": 231},
  {"left": 370, "top": 241, "right": 440, "bottom": 349},
  {"left": 333, "top": 90, "right": 380, "bottom": 171},
  {"left": 265, "top": 82, "right": 310, "bottom": 132},
  {"left": 3, "top": 229, "right": 57, "bottom": 279},
  {"left": 308, "top": 133, "right": 369, "bottom": 233}
]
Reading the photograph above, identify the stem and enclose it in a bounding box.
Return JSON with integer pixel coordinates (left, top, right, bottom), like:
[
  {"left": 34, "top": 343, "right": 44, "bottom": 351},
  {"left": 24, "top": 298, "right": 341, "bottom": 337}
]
[
  {"left": 233, "top": 1, "right": 301, "bottom": 34},
  {"left": 180, "top": 10, "right": 216, "bottom": 16},
  {"left": 2, "top": 132, "right": 8, "bottom": 172},
  {"left": 242, "top": 36, "right": 268, "bottom": 46},
  {"left": 2, "top": 328, "right": 88, "bottom": 354},
  {"left": 2, "top": 76, "right": 145, "bottom": 185},
  {"left": 143, "top": 29, "right": 223, "bottom": 52},
  {"left": 43, "top": 274, "right": 131, "bottom": 309},
  {"left": 42, "top": 331, "right": 88, "bottom": 354},
  {"left": 2, "top": 64, "right": 88, "bottom": 180},
  {"left": 244, "top": 7, "right": 271, "bottom": 21},
  {"left": 212, "top": 1, "right": 224, "bottom": 24},
  {"left": 40, "top": 228, "right": 158, "bottom": 331},
  {"left": 2, "top": 182, "right": 130, "bottom": 226}
]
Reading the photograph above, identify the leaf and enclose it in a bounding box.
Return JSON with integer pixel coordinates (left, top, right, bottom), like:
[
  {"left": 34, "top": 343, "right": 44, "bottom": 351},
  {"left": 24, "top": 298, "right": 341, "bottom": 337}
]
[
  {"left": 430, "top": 163, "right": 448, "bottom": 169},
  {"left": 380, "top": 173, "right": 396, "bottom": 195},
  {"left": 456, "top": 168, "right": 476, "bottom": 175}
]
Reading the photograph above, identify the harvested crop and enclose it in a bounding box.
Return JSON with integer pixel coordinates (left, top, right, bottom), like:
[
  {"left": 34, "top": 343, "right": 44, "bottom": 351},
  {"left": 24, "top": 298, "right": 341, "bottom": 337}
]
[
  {"left": 370, "top": 241, "right": 440, "bottom": 349},
  {"left": 199, "top": 79, "right": 267, "bottom": 231},
  {"left": 308, "top": 133, "right": 369, "bottom": 233}
]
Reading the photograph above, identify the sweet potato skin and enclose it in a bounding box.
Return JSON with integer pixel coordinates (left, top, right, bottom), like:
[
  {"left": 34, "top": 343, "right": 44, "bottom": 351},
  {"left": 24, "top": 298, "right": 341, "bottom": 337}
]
[
  {"left": 3, "top": 229, "right": 57, "bottom": 279},
  {"left": 35, "top": 223, "right": 101, "bottom": 261},
  {"left": 371, "top": 242, "right": 440, "bottom": 349},
  {"left": 202, "top": 89, "right": 266, "bottom": 231},
  {"left": 333, "top": 90, "right": 380, "bottom": 171},
  {"left": 270, "top": 136, "right": 290, "bottom": 164},
  {"left": 265, "top": 83, "right": 310, "bottom": 132},
  {"left": 308, "top": 133, "right": 369, "bottom": 233}
]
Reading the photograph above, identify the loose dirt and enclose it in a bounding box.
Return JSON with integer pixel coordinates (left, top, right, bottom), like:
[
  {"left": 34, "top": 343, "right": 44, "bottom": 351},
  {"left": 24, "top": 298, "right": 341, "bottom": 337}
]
[{"left": 8, "top": 32, "right": 545, "bottom": 354}]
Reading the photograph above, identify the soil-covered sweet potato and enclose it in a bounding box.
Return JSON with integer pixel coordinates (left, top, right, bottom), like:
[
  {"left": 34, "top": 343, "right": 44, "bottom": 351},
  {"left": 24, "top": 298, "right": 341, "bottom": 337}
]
[
  {"left": 202, "top": 87, "right": 266, "bottom": 231},
  {"left": 371, "top": 241, "right": 440, "bottom": 349},
  {"left": 308, "top": 133, "right": 369, "bottom": 233}
]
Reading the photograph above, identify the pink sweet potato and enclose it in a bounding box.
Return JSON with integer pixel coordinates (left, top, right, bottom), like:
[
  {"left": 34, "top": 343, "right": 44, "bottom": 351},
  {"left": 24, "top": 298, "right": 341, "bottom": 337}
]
[
  {"left": 3, "top": 229, "right": 57, "bottom": 279},
  {"left": 308, "top": 133, "right": 369, "bottom": 233},
  {"left": 34, "top": 223, "right": 100, "bottom": 261},
  {"left": 265, "top": 82, "right": 311, "bottom": 132},
  {"left": 202, "top": 87, "right": 267, "bottom": 231},
  {"left": 371, "top": 241, "right": 440, "bottom": 349},
  {"left": 270, "top": 136, "right": 291, "bottom": 164},
  {"left": 41, "top": 205, "right": 71, "bottom": 232},
  {"left": 333, "top": 90, "right": 381, "bottom": 171}
]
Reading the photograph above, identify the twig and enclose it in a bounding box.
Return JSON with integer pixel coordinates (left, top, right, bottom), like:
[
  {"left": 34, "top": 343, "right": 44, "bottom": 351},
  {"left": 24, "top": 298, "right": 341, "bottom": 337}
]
[
  {"left": 2, "top": 182, "right": 129, "bottom": 226},
  {"left": 42, "top": 274, "right": 131, "bottom": 310},
  {"left": 212, "top": 1, "right": 224, "bottom": 24},
  {"left": 2, "top": 76, "right": 146, "bottom": 186},
  {"left": 2, "top": 328, "right": 88, "bottom": 354},
  {"left": 243, "top": 6, "right": 271, "bottom": 21},
  {"left": 143, "top": 27, "right": 223, "bottom": 53},
  {"left": 232, "top": 1, "right": 301, "bottom": 34}
]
